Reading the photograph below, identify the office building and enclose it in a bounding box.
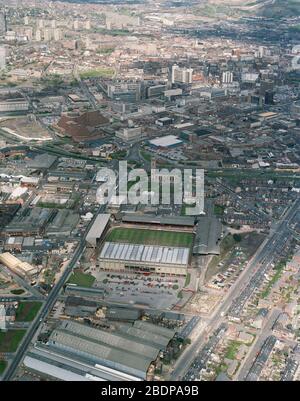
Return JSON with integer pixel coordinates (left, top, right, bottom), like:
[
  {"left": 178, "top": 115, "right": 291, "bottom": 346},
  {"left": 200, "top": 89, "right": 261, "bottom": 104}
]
[
  {"left": 222, "top": 71, "right": 233, "bottom": 84},
  {"left": 116, "top": 126, "right": 143, "bottom": 143},
  {"left": 0, "top": 11, "right": 7, "bottom": 36},
  {"left": 0, "top": 46, "right": 6, "bottom": 70},
  {"left": 171, "top": 65, "right": 193, "bottom": 84}
]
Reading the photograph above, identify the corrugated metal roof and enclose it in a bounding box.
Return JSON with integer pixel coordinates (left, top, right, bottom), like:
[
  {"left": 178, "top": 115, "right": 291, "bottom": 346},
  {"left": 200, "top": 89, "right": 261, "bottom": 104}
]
[
  {"left": 118, "top": 326, "right": 171, "bottom": 348},
  {"left": 134, "top": 321, "right": 177, "bottom": 339},
  {"left": 100, "top": 242, "right": 189, "bottom": 266},
  {"left": 59, "top": 321, "right": 159, "bottom": 360},
  {"left": 49, "top": 329, "right": 153, "bottom": 376}
]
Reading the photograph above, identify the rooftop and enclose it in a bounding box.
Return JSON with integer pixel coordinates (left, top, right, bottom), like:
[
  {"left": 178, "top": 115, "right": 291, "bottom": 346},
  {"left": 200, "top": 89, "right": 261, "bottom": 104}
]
[
  {"left": 100, "top": 242, "right": 190, "bottom": 266},
  {"left": 149, "top": 134, "right": 183, "bottom": 148}
]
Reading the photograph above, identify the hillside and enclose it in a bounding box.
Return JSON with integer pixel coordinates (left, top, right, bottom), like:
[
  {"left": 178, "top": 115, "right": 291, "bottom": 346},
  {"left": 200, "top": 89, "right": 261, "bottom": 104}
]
[{"left": 260, "top": 0, "right": 300, "bottom": 18}]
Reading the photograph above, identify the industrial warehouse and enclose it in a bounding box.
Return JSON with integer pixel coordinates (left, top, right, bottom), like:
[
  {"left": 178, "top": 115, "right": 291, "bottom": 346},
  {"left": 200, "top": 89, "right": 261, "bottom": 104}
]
[
  {"left": 0, "top": 252, "right": 38, "bottom": 278},
  {"left": 25, "top": 320, "right": 177, "bottom": 380},
  {"left": 98, "top": 242, "right": 190, "bottom": 276}
]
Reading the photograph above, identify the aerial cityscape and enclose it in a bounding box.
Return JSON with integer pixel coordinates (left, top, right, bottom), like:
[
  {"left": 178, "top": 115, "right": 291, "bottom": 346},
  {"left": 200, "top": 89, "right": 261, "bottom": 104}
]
[{"left": 0, "top": 0, "right": 299, "bottom": 385}]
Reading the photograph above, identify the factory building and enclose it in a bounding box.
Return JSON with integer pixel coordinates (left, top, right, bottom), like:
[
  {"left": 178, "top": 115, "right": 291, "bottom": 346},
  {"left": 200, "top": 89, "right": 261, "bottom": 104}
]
[
  {"left": 4, "top": 207, "right": 54, "bottom": 236},
  {"left": 24, "top": 346, "right": 142, "bottom": 381},
  {"left": 46, "top": 210, "right": 79, "bottom": 237},
  {"left": 0, "top": 252, "right": 38, "bottom": 278},
  {"left": 64, "top": 284, "right": 106, "bottom": 299},
  {"left": 0, "top": 99, "right": 29, "bottom": 113},
  {"left": 98, "top": 242, "right": 189, "bottom": 276},
  {"left": 105, "top": 306, "right": 141, "bottom": 322},
  {"left": 47, "top": 320, "right": 176, "bottom": 380}
]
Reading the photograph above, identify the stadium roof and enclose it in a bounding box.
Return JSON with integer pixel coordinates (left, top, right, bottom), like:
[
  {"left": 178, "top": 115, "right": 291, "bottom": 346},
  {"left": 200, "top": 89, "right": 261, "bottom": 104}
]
[
  {"left": 193, "top": 216, "right": 222, "bottom": 255},
  {"left": 100, "top": 242, "right": 190, "bottom": 266},
  {"left": 122, "top": 214, "right": 195, "bottom": 227},
  {"left": 86, "top": 214, "right": 110, "bottom": 246}
]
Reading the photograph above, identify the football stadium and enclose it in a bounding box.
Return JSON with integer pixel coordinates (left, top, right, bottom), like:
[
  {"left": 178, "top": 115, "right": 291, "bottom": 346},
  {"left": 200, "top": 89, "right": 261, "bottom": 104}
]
[{"left": 94, "top": 216, "right": 195, "bottom": 277}]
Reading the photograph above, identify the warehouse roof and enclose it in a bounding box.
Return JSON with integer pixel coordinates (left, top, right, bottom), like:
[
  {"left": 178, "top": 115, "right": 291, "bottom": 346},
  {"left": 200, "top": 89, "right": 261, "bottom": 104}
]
[
  {"left": 27, "top": 153, "right": 57, "bottom": 169},
  {"left": 86, "top": 214, "right": 110, "bottom": 246},
  {"left": 59, "top": 321, "right": 159, "bottom": 360},
  {"left": 65, "top": 284, "right": 105, "bottom": 296},
  {"left": 0, "top": 252, "right": 38, "bottom": 275},
  {"left": 49, "top": 329, "right": 153, "bottom": 377},
  {"left": 106, "top": 307, "right": 141, "bottom": 322},
  {"left": 100, "top": 242, "right": 189, "bottom": 266},
  {"left": 23, "top": 356, "right": 91, "bottom": 382},
  {"left": 149, "top": 135, "right": 182, "bottom": 147},
  {"left": 118, "top": 326, "right": 171, "bottom": 348},
  {"left": 134, "top": 320, "right": 177, "bottom": 339}
]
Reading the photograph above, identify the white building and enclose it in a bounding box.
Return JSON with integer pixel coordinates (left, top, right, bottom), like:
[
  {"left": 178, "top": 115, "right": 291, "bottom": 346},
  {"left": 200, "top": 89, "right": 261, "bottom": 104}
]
[
  {"left": 35, "top": 29, "right": 42, "bottom": 42},
  {"left": 43, "top": 28, "right": 53, "bottom": 42},
  {"left": 0, "top": 304, "right": 6, "bottom": 330},
  {"left": 115, "top": 126, "right": 143, "bottom": 143},
  {"left": 171, "top": 65, "right": 193, "bottom": 84},
  {"left": 222, "top": 71, "right": 233, "bottom": 84},
  {"left": 53, "top": 28, "right": 62, "bottom": 41},
  {"left": 0, "top": 11, "right": 7, "bottom": 36},
  {"left": 0, "top": 46, "right": 6, "bottom": 70},
  {"left": 0, "top": 252, "right": 38, "bottom": 278},
  {"left": 38, "top": 19, "right": 44, "bottom": 29},
  {"left": 0, "top": 99, "right": 29, "bottom": 112}
]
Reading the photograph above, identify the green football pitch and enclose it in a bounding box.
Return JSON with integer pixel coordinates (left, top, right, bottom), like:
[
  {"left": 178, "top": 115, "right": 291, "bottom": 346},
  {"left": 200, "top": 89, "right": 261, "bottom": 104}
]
[{"left": 106, "top": 227, "right": 194, "bottom": 248}]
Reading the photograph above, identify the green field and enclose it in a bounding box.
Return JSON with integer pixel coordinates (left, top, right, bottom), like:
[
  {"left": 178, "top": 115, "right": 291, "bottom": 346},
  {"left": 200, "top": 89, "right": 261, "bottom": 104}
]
[
  {"left": 0, "top": 360, "right": 7, "bottom": 374},
  {"left": 0, "top": 330, "right": 26, "bottom": 352},
  {"left": 225, "top": 341, "right": 243, "bottom": 360},
  {"left": 16, "top": 302, "right": 42, "bottom": 322},
  {"left": 79, "top": 67, "right": 115, "bottom": 79},
  {"left": 106, "top": 228, "right": 194, "bottom": 248},
  {"left": 10, "top": 289, "right": 25, "bottom": 295},
  {"left": 67, "top": 271, "right": 96, "bottom": 288}
]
